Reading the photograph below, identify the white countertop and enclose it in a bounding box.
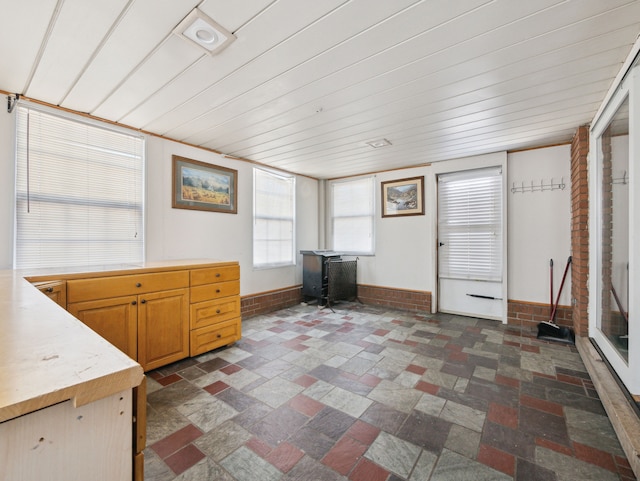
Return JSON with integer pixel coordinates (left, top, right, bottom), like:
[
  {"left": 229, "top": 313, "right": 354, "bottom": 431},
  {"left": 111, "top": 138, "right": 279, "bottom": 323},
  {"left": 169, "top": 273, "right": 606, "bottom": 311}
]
[{"left": 0, "top": 265, "right": 172, "bottom": 422}]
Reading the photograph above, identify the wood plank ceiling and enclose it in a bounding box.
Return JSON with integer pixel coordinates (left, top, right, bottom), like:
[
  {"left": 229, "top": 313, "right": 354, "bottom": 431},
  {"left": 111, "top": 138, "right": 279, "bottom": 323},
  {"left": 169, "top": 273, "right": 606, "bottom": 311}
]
[{"left": 1, "top": 0, "right": 639, "bottom": 179}]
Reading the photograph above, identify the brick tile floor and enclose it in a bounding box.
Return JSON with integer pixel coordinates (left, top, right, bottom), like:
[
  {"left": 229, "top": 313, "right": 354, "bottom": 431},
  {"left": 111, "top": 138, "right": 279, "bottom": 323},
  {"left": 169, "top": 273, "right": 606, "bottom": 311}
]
[{"left": 144, "top": 303, "right": 637, "bottom": 480}]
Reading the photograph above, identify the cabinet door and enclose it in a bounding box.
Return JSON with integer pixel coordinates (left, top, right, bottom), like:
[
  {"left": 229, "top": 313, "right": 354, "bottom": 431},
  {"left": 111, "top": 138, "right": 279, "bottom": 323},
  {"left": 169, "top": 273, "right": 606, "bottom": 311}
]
[
  {"left": 137, "top": 288, "right": 189, "bottom": 371},
  {"left": 68, "top": 296, "right": 138, "bottom": 360}
]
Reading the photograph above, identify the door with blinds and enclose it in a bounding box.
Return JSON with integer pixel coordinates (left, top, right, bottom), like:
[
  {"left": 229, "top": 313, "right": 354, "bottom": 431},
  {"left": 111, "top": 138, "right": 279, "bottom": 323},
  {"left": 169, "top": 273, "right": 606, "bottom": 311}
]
[{"left": 437, "top": 167, "right": 505, "bottom": 320}]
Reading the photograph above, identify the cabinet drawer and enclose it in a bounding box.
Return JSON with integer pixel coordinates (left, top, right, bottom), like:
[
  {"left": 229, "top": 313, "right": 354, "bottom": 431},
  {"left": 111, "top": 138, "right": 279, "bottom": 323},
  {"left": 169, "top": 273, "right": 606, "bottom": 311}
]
[
  {"left": 190, "top": 296, "right": 240, "bottom": 330},
  {"left": 191, "top": 265, "right": 239, "bottom": 287},
  {"left": 190, "top": 280, "right": 239, "bottom": 303},
  {"left": 190, "top": 318, "right": 240, "bottom": 356},
  {"left": 67, "top": 271, "right": 189, "bottom": 303},
  {"left": 32, "top": 280, "right": 67, "bottom": 308}
]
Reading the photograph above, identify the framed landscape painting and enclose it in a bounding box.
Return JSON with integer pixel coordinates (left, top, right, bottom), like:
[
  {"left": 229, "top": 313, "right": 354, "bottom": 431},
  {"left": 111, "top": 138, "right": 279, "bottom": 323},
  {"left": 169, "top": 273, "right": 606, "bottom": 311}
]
[
  {"left": 172, "top": 155, "right": 237, "bottom": 214},
  {"left": 381, "top": 176, "right": 425, "bottom": 217}
]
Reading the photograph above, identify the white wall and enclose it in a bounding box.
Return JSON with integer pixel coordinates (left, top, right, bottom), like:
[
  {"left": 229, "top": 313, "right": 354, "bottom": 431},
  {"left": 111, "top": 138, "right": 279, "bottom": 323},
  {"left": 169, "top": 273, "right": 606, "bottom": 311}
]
[
  {"left": 507, "top": 145, "right": 572, "bottom": 306},
  {"left": 0, "top": 110, "right": 319, "bottom": 296},
  {"left": 353, "top": 166, "right": 432, "bottom": 292},
  {"left": 326, "top": 147, "right": 572, "bottom": 311},
  {"left": 141, "top": 136, "right": 319, "bottom": 296},
  {"left": 0, "top": 104, "right": 574, "bottom": 307}
]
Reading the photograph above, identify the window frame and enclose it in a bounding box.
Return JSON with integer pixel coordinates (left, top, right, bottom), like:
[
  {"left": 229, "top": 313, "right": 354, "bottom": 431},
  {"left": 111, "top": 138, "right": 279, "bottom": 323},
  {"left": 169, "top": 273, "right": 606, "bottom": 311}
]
[
  {"left": 437, "top": 167, "right": 503, "bottom": 283},
  {"left": 252, "top": 167, "right": 296, "bottom": 269},
  {"left": 13, "top": 103, "right": 145, "bottom": 270},
  {"left": 330, "top": 176, "right": 375, "bottom": 255}
]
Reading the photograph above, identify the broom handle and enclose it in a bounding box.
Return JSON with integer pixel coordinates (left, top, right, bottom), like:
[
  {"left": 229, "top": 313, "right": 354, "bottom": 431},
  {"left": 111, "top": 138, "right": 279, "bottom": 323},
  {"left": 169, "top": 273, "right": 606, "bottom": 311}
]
[
  {"left": 550, "top": 259, "right": 554, "bottom": 318},
  {"left": 611, "top": 285, "right": 628, "bottom": 324},
  {"left": 550, "top": 256, "right": 572, "bottom": 322}
]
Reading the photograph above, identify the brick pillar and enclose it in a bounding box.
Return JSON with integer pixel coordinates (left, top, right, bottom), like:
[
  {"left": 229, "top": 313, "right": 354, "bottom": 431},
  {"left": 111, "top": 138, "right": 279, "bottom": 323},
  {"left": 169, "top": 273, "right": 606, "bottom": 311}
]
[
  {"left": 571, "top": 126, "right": 590, "bottom": 337},
  {"left": 600, "top": 129, "right": 614, "bottom": 337}
]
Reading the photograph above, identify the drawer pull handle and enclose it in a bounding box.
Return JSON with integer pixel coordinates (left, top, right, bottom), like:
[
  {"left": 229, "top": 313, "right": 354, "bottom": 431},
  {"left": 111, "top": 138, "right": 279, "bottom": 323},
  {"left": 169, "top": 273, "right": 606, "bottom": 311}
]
[
  {"left": 216, "top": 309, "right": 221, "bottom": 314},
  {"left": 140, "top": 299, "right": 146, "bottom": 304},
  {"left": 217, "top": 334, "right": 222, "bottom": 339},
  {"left": 46, "top": 287, "right": 54, "bottom": 293},
  {"left": 216, "top": 289, "right": 221, "bottom": 293},
  {"left": 215, "top": 273, "right": 221, "bottom": 277},
  {"left": 136, "top": 283, "right": 142, "bottom": 288},
  {"left": 131, "top": 301, "right": 137, "bottom": 306}
]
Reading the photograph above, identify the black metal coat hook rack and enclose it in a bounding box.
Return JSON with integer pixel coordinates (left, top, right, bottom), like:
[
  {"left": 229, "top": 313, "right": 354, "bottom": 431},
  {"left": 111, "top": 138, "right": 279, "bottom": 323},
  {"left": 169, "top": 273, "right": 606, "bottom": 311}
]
[{"left": 7, "top": 94, "right": 20, "bottom": 113}]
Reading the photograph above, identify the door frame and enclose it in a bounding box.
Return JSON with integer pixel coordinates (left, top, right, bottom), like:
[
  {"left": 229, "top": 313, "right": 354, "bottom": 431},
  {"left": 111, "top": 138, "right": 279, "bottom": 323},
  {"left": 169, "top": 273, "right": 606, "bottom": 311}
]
[
  {"left": 429, "top": 152, "right": 509, "bottom": 323},
  {"left": 589, "top": 63, "right": 640, "bottom": 395}
]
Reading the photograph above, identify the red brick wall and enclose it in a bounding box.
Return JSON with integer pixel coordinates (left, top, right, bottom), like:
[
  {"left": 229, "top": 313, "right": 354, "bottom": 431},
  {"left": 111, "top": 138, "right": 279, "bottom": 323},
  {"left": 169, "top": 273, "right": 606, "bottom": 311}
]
[
  {"left": 241, "top": 284, "right": 432, "bottom": 318},
  {"left": 571, "top": 125, "right": 590, "bottom": 336},
  {"left": 507, "top": 299, "right": 572, "bottom": 330},
  {"left": 357, "top": 284, "right": 431, "bottom": 312},
  {"left": 241, "top": 286, "right": 303, "bottom": 318}
]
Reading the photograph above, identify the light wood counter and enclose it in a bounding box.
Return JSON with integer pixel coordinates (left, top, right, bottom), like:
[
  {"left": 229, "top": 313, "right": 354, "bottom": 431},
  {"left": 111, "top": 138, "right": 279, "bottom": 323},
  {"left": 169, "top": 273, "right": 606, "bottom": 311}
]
[
  {"left": 0, "top": 268, "right": 143, "bottom": 423},
  {"left": 0, "top": 259, "right": 240, "bottom": 480},
  {"left": 0, "top": 259, "right": 237, "bottom": 422}
]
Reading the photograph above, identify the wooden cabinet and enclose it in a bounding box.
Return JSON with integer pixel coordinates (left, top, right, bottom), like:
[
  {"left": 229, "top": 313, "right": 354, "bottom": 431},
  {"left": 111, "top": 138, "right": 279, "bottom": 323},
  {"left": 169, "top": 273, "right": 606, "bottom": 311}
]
[
  {"left": 137, "top": 288, "right": 189, "bottom": 371},
  {"left": 30, "top": 261, "right": 241, "bottom": 373},
  {"left": 190, "top": 264, "right": 241, "bottom": 356},
  {"left": 68, "top": 295, "right": 138, "bottom": 359},
  {"left": 0, "top": 391, "right": 134, "bottom": 481},
  {"left": 67, "top": 271, "right": 190, "bottom": 371},
  {"left": 32, "top": 280, "right": 66, "bottom": 308},
  {"left": 133, "top": 377, "right": 147, "bottom": 481}
]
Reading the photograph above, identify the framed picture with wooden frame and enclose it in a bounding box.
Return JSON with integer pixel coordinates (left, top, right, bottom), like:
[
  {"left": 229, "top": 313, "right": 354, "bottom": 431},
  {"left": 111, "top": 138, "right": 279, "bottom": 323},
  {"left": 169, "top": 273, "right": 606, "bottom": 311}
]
[
  {"left": 381, "top": 175, "right": 425, "bottom": 217},
  {"left": 172, "top": 155, "right": 238, "bottom": 214}
]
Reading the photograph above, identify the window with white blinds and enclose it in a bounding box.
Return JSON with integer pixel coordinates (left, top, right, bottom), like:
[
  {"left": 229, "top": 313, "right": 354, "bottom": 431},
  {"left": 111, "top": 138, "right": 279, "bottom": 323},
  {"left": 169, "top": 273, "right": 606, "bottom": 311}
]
[
  {"left": 331, "top": 176, "right": 375, "bottom": 254},
  {"left": 14, "top": 105, "right": 145, "bottom": 269},
  {"left": 253, "top": 168, "right": 295, "bottom": 268},
  {"left": 438, "top": 167, "right": 502, "bottom": 281}
]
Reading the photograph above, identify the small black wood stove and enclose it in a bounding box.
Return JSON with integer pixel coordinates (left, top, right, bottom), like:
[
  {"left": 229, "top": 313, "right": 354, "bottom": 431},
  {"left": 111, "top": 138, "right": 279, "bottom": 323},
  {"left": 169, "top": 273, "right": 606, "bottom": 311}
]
[{"left": 300, "top": 250, "right": 357, "bottom": 308}]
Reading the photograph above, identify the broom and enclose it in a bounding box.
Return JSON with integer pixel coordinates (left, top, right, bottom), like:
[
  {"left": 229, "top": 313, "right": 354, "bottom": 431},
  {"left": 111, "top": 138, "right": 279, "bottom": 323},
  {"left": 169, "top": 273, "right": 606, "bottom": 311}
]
[{"left": 537, "top": 256, "right": 575, "bottom": 344}]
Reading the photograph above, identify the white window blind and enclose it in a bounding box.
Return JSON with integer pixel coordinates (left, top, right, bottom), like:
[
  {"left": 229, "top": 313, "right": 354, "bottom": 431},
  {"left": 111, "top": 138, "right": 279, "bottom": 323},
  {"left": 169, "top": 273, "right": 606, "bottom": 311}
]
[
  {"left": 253, "top": 168, "right": 295, "bottom": 268},
  {"left": 331, "top": 176, "right": 374, "bottom": 254},
  {"left": 15, "top": 105, "right": 145, "bottom": 269},
  {"left": 438, "top": 167, "right": 502, "bottom": 281}
]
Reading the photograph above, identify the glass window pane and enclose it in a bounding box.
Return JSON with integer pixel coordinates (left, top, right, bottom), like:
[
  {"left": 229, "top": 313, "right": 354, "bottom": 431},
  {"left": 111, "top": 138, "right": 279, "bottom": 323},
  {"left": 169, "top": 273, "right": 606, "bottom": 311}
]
[
  {"left": 597, "top": 96, "right": 629, "bottom": 362},
  {"left": 331, "top": 177, "right": 374, "bottom": 254},
  {"left": 15, "top": 106, "right": 145, "bottom": 269},
  {"left": 253, "top": 169, "right": 295, "bottom": 268}
]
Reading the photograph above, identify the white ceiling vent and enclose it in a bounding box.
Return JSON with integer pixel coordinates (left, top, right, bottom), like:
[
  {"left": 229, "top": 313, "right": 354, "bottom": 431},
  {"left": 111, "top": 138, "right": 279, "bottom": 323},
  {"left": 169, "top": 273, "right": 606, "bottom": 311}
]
[
  {"left": 366, "top": 138, "right": 392, "bottom": 148},
  {"left": 174, "top": 8, "right": 236, "bottom": 55}
]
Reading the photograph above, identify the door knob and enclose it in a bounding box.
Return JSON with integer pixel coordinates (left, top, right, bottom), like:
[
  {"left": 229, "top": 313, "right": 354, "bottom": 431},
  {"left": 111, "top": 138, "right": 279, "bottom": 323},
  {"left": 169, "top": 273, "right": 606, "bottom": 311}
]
[{"left": 439, "top": 242, "right": 445, "bottom": 246}]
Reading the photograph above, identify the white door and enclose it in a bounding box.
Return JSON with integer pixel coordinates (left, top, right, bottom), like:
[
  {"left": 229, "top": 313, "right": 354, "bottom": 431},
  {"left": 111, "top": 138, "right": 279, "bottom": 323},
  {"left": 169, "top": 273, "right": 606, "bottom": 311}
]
[{"left": 437, "top": 167, "right": 505, "bottom": 320}]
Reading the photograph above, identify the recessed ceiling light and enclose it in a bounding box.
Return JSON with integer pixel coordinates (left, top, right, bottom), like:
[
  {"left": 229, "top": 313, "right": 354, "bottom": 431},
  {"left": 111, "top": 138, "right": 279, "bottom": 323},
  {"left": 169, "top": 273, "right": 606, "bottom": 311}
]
[
  {"left": 366, "top": 138, "right": 392, "bottom": 148},
  {"left": 174, "top": 8, "right": 235, "bottom": 55}
]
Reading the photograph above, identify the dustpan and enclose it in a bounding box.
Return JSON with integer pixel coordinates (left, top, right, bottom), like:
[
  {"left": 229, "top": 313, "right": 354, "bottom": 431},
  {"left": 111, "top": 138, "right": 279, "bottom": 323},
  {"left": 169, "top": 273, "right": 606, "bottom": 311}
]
[{"left": 537, "top": 256, "right": 575, "bottom": 345}]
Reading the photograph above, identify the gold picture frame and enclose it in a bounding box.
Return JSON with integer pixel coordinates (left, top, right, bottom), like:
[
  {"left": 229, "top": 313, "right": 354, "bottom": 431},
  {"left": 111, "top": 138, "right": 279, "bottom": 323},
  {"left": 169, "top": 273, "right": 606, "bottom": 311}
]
[
  {"left": 381, "top": 176, "right": 424, "bottom": 217},
  {"left": 172, "top": 155, "right": 237, "bottom": 214}
]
